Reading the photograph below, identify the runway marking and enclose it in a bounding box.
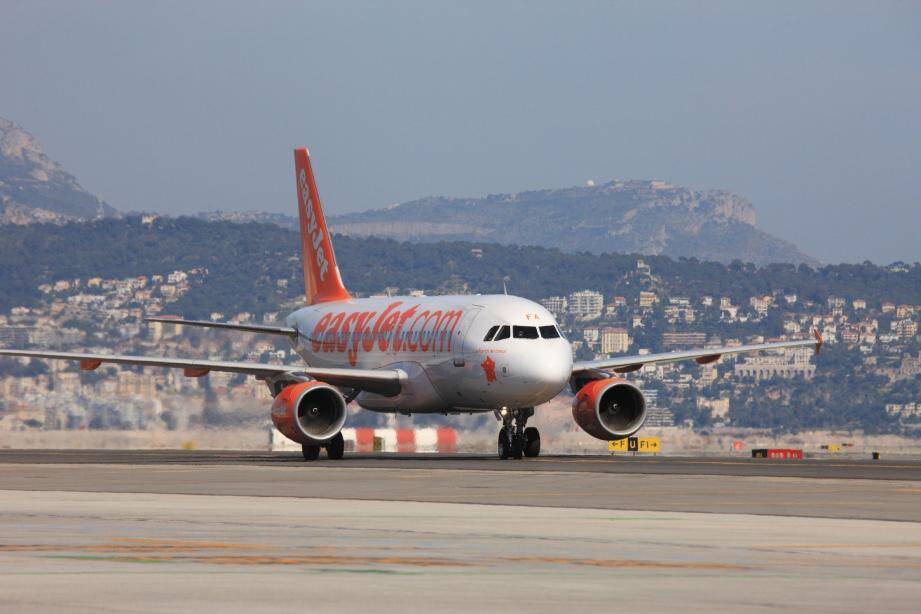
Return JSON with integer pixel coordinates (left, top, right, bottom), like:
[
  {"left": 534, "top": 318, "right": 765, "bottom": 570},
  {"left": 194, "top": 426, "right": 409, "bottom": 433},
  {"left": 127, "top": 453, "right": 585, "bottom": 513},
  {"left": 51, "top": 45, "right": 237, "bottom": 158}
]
[
  {"left": 501, "top": 556, "right": 747, "bottom": 571},
  {"left": 755, "top": 542, "right": 921, "bottom": 550},
  {"left": 0, "top": 539, "right": 270, "bottom": 554}
]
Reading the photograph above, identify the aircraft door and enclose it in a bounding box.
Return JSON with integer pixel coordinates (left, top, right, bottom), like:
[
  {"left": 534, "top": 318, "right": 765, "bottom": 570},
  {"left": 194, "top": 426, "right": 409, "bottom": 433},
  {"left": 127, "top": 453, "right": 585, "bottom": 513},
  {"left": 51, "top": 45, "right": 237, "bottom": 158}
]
[{"left": 452, "top": 307, "right": 483, "bottom": 367}]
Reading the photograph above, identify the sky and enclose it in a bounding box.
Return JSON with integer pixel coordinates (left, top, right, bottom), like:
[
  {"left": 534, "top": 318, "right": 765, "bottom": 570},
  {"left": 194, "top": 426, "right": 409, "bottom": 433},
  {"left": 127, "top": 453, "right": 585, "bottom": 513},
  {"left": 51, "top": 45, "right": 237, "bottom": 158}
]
[{"left": 1, "top": 1, "right": 919, "bottom": 264}]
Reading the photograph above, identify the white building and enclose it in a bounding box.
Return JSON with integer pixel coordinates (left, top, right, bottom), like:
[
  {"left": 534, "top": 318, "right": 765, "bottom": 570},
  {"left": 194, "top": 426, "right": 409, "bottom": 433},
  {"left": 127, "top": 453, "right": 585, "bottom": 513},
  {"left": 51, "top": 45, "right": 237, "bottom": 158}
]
[
  {"left": 600, "top": 328, "right": 630, "bottom": 354},
  {"left": 568, "top": 290, "right": 604, "bottom": 320}
]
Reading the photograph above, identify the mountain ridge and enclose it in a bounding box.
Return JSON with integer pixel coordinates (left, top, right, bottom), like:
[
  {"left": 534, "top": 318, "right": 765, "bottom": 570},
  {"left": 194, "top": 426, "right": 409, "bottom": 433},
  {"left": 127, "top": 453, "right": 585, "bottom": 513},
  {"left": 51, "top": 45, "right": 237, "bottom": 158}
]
[
  {"left": 328, "top": 179, "right": 818, "bottom": 266},
  {"left": 0, "top": 117, "right": 116, "bottom": 223}
]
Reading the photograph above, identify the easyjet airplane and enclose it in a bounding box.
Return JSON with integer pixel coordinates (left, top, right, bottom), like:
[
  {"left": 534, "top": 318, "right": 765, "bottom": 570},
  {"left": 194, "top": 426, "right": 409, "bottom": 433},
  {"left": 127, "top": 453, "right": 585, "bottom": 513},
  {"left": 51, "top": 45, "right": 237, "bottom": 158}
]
[{"left": 0, "top": 149, "right": 823, "bottom": 460}]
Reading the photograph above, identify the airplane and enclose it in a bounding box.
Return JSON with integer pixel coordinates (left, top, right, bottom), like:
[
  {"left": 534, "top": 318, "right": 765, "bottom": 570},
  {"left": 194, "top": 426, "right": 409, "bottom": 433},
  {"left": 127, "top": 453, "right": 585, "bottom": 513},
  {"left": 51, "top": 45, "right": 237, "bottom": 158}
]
[{"left": 0, "top": 148, "right": 824, "bottom": 460}]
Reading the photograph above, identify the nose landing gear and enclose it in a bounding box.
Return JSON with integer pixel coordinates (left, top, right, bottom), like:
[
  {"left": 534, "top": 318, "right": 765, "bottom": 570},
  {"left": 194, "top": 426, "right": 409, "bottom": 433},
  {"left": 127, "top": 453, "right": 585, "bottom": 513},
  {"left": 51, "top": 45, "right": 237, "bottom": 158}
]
[{"left": 496, "top": 408, "right": 540, "bottom": 459}]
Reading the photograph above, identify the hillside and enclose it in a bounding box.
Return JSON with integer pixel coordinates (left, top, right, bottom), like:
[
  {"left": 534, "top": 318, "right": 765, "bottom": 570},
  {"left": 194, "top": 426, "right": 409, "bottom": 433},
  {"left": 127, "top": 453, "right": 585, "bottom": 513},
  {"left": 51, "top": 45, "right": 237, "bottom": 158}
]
[
  {"left": 0, "top": 217, "right": 916, "bottom": 317},
  {"left": 328, "top": 180, "right": 818, "bottom": 266},
  {"left": 0, "top": 217, "right": 918, "bottom": 435},
  {"left": 0, "top": 117, "right": 116, "bottom": 224}
]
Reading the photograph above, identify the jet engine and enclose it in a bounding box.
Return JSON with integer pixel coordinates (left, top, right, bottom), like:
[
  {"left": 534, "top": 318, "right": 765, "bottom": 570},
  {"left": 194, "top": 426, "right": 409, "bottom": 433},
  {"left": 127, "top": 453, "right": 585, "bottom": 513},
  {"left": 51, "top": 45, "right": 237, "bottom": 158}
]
[
  {"left": 271, "top": 381, "right": 347, "bottom": 444},
  {"left": 572, "top": 378, "right": 646, "bottom": 441}
]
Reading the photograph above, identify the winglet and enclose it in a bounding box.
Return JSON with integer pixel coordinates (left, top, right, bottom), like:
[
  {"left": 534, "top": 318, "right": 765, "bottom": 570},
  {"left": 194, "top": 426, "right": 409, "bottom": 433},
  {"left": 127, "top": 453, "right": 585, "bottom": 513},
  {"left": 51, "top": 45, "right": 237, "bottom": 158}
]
[
  {"left": 293, "top": 148, "right": 351, "bottom": 305},
  {"left": 813, "top": 327, "right": 824, "bottom": 354}
]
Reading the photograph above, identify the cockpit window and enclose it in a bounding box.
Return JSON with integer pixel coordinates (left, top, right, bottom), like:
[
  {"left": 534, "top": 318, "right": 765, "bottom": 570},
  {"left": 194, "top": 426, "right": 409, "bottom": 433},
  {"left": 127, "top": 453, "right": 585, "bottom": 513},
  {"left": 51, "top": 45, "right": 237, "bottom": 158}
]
[
  {"left": 483, "top": 325, "right": 500, "bottom": 342},
  {"left": 512, "top": 326, "right": 539, "bottom": 339},
  {"left": 493, "top": 325, "right": 511, "bottom": 341},
  {"left": 539, "top": 325, "right": 561, "bottom": 339}
]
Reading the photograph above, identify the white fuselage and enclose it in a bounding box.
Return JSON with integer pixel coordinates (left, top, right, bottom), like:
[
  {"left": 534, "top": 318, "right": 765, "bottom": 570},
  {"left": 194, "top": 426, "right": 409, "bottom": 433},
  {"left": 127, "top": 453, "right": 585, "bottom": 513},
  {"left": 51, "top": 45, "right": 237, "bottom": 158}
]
[{"left": 285, "top": 294, "right": 572, "bottom": 413}]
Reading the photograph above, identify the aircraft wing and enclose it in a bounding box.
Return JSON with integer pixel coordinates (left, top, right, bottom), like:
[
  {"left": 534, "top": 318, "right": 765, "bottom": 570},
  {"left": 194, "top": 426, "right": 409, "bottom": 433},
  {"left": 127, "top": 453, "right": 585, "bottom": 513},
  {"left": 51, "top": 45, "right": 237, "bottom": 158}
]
[
  {"left": 144, "top": 317, "right": 298, "bottom": 338},
  {"left": 0, "top": 349, "right": 402, "bottom": 396},
  {"left": 572, "top": 330, "right": 823, "bottom": 375}
]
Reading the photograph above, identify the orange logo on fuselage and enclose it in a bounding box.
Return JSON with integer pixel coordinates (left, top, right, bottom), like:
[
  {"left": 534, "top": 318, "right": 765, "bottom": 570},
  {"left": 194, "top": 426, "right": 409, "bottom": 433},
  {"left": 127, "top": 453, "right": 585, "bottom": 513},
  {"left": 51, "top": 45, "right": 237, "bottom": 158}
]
[
  {"left": 309, "top": 301, "right": 465, "bottom": 365},
  {"left": 480, "top": 355, "right": 497, "bottom": 383}
]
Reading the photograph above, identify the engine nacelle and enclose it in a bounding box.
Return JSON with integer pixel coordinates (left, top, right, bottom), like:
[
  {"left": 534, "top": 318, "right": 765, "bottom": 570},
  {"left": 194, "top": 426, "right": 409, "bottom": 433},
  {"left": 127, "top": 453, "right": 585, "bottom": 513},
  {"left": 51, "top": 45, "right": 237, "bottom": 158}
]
[
  {"left": 271, "top": 381, "right": 347, "bottom": 444},
  {"left": 572, "top": 378, "right": 647, "bottom": 441}
]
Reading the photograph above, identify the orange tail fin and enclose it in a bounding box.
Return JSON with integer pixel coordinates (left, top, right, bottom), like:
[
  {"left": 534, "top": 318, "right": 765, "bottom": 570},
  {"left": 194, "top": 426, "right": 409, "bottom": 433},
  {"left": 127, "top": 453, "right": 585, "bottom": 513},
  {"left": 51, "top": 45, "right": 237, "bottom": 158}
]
[{"left": 293, "top": 148, "right": 351, "bottom": 305}]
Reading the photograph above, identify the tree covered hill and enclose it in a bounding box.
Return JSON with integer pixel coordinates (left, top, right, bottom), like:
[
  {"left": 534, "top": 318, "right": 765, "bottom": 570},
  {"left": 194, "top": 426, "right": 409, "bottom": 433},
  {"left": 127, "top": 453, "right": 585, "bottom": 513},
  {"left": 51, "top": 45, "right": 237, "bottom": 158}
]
[{"left": 0, "top": 217, "right": 918, "bottom": 318}]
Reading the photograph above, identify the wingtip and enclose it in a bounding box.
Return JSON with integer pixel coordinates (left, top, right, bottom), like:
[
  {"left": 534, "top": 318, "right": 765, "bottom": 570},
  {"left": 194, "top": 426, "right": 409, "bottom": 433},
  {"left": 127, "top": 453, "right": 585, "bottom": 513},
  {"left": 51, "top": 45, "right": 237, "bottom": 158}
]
[{"left": 812, "top": 327, "right": 824, "bottom": 354}]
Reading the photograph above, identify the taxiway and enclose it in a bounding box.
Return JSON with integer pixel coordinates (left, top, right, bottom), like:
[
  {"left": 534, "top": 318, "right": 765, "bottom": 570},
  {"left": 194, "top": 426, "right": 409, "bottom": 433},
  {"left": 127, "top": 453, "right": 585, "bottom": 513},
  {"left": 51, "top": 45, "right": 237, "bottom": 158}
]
[{"left": 0, "top": 451, "right": 919, "bottom": 612}]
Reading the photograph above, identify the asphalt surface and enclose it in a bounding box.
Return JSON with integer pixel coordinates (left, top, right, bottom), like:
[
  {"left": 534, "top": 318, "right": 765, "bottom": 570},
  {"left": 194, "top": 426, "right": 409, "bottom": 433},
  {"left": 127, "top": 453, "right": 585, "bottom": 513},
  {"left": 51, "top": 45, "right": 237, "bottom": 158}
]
[
  {"left": 0, "top": 448, "right": 917, "bottom": 480},
  {"left": 2, "top": 450, "right": 920, "bottom": 611},
  {"left": 1, "top": 449, "right": 920, "bottom": 522},
  {"left": 4, "top": 490, "right": 920, "bottom": 613}
]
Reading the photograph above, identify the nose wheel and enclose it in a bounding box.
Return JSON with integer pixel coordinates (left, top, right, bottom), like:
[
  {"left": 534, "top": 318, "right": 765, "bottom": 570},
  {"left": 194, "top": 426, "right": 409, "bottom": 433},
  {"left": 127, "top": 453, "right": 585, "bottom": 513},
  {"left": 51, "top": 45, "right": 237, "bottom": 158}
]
[{"left": 496, "top": 408, "right": 540, "bottom": 459}]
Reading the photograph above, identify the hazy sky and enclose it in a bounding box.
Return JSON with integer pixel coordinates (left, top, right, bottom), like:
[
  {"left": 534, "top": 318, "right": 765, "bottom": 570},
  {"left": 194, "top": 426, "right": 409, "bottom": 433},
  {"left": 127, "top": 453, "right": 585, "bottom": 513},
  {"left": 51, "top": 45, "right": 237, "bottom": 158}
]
[{"left": 1, "top": 1, "right": 919, "bottom": 264}]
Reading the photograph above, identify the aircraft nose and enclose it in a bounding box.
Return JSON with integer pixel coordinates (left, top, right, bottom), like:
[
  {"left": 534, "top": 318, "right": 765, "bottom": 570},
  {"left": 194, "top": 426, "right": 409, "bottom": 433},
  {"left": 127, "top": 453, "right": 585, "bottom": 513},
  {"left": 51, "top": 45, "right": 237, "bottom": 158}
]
[{"left": 520, "top": 343, "right": 572, "bottom": 394}]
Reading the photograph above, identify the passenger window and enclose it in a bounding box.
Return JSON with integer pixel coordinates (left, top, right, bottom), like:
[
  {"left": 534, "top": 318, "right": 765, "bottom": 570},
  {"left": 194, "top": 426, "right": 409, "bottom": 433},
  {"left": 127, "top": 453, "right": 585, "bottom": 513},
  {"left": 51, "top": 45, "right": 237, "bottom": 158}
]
[
  {"left": 493, "top": 325, "right": 511, "bottom": 341},
  {"left": 539, "top": 325, "right": 561, "bottom": 339},
  {"left": 513, "top": 326, "right": 539, "bottom": 339},
  {"left": 483, "top": 325, "right": 500, "bottom": 342}
]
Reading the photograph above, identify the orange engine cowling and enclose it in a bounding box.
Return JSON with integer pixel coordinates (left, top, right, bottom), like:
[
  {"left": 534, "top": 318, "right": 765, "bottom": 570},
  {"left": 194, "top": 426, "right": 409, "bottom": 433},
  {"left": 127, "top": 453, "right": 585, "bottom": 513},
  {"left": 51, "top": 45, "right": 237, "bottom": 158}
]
[
  {"left": 572, "top": 378, "right": 647, "bottom": 441},
  {"left": 271, "top": 381, "right": 348, "bottom": 444}
]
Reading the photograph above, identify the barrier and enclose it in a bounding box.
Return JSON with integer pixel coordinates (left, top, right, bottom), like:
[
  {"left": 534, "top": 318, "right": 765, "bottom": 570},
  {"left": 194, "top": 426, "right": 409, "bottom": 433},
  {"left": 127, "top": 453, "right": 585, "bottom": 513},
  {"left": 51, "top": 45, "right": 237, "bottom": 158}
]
[
  {"left": 337, "top": 427, "right": 458, "bottom": 453},
  {"left": 751, "top": 448, "right": 803, "bottom": 459}
]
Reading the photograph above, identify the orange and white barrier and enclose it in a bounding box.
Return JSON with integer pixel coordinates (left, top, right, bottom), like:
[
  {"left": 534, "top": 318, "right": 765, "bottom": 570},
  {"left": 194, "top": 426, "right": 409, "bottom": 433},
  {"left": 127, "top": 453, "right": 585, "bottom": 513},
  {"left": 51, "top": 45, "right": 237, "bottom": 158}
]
[
  {"left": 342, "top": 427, "right": 457, "bottom": 453},
  {"left": 270, "top": 426, "right": 457, "bottom": 453}
]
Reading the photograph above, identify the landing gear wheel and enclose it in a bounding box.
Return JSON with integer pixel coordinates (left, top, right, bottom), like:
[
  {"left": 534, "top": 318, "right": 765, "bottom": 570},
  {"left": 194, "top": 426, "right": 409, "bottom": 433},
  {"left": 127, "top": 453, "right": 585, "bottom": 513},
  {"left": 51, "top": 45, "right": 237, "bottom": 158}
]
[
  {"left": 302, "top": 444, "right": 321, "bottom": 461},
  {"left": 497, "top": 428, "right": 510, "bottom": 460},
  {"left": 523, "top": 427, "right": 541, "bottom": 458},
  {"left": 510, "top": 435, "right": 524, "bottom": 460},
  {"left": 325, "top": 432, "right": 345, "bottom": 460}
]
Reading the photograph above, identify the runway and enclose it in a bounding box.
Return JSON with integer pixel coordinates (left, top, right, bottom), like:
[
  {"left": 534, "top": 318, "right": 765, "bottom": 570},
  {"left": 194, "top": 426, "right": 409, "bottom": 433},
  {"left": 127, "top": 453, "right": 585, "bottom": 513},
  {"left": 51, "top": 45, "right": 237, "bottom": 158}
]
[
  {"left": 1, "top": 450, "right": 920, "bottom": 612},
  {"left": 1, "top": 448, "right": 918, "bottom": 479}
]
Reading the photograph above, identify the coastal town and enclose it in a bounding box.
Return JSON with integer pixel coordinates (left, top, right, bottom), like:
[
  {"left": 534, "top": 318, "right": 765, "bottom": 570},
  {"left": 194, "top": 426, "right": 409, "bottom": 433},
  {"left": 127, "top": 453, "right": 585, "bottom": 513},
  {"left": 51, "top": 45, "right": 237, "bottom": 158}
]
[{"left": 1, "top": 256, "right": 918, "bottom": 438}]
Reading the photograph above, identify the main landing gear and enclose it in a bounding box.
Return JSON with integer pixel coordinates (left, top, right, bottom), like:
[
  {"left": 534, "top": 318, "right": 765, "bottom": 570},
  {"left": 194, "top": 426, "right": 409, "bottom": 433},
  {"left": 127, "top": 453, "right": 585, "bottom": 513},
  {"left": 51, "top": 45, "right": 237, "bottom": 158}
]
[
  {"left": 302, "top": 431, "right": 345, "bottom": 461},
  {"left": 496, "top": 408, "right": 540, "bottom": 460}
]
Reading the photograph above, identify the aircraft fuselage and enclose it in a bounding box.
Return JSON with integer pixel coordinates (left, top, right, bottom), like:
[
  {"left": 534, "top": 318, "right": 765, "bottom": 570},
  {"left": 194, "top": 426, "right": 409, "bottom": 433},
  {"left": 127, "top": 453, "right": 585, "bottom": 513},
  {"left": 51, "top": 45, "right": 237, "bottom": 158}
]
[{"left": 286, "top": 294, "right": 573, "bottom": 413}]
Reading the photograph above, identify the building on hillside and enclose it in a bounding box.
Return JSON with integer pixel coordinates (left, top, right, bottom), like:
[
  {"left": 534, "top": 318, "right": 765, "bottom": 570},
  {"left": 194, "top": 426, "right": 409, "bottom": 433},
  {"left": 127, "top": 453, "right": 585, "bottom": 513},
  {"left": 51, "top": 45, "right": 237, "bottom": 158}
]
[
  {"left": 842, "top": 325, "right": 861, "bottom": 345},
  {"left": 698, "top": 365, "right": 718, "bottom": 386},
  {"left": 568, "top": 290, "right": 604, "bottom": 320},
  {"left": 827, "top": 296, "right": 845, "bottom": 313},
  {"left": 639, "top": 389, "right": 674, "bottom": 427},
  {"left": 897, "top": 354, "right": 921, "bottom": 379},
  {"left": 582, "top": 327, "right": 600, "bottom": 346},
  {"left": 540, "top": 296, "right": 568, "bottom": 318},
  {"left": 600, "top": 328, "right": 630, "bottom": 354},
  {"left": 638, "top": 291, "right": 657, "bottom": 309},
  {"left": 662, "top": 332, "right": 707, "bottom": 348},
  {"left": 635, "top": 259, "right": 651, "bottom": 276},
  {"left": 734, "top": 348, "right": 815, "bottom": 380},
  {"left": 0, "top": 326, "right": 31, "bottom": 347},
  {"left": 749, "top": 295, "right": 772, "bottom": 316},
  {"left": 894, "top": 319, "right": 919, "bottom": 340},
  {"left": 697, "top": 396, "right": 729, "bottom": 420},
  {"left": 644, "top": 406, "right": 675, "bottom": 428}
]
